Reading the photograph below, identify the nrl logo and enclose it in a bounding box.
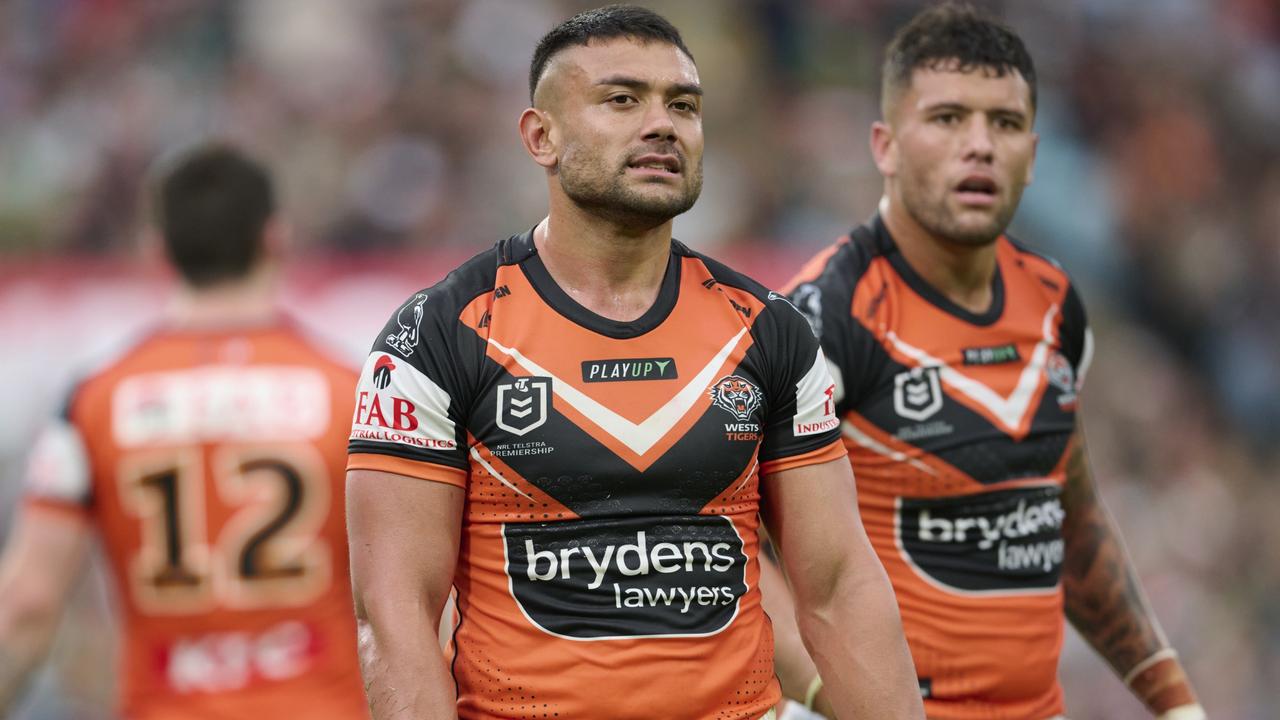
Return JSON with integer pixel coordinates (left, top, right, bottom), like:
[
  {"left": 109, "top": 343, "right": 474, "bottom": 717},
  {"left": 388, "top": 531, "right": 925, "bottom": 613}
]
[
  {"left": 894, "top": 366, "right": 943, "bottom": 422},
  {"left": 709, "top": 375, "right": 762, "bottom": 422},
  {"left": 496, "top": 376, "right": 552, "bottom": 436},
  {"left": 386, "top": 293, "right": 429, "bottom": 357}
]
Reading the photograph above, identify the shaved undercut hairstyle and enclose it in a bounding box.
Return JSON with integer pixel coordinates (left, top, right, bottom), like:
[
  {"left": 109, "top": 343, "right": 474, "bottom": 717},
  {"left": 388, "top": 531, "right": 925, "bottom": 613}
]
[
  {"left": 881, "top": 2, "right": 1036, "bottom": 118},
  {"left": 151, "top": 143, "right": 275, "bottom": 288},
  {"left": 528, "top": 4, "right": 694, "bottom": 102}
]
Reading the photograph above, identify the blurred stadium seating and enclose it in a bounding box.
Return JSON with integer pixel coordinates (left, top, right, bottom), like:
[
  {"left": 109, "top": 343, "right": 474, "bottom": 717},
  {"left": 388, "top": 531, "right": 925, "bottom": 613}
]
[{"left": 0, "top": 1, "right": 1275, "bottom": 717}]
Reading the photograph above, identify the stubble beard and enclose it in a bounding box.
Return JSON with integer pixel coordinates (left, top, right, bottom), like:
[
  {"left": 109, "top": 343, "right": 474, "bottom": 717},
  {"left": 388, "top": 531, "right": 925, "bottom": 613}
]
[
  {"left": 899, "top": 174, "right": 1023, "bottom": 247},
  {"left": 557, "top": 146, "right": 703, "bottom": 228}
]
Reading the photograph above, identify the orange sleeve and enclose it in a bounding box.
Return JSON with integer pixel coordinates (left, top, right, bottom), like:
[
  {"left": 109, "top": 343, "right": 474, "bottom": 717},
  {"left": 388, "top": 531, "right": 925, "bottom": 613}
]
[
  {"left": 758, "top": 438, "right": 846, "bottom": 476},
  {"left": 347, "top": 453, "right": 468, "bottom": 488}
]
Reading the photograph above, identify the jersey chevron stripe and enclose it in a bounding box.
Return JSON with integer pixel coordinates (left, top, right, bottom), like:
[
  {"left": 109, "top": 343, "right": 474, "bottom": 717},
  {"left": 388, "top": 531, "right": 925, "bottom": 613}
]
[
  {"left": 840, "top": 420, "right": 936, "bottom": 475},
  {"left": 884, "top": 304, "right": 1059, "bottom": 434},
  {"left": 486, "top": 328, "right": 749, "bottom": 457},
  {"left": 469, "top": 446, "right": 535, "bottom": 502}
]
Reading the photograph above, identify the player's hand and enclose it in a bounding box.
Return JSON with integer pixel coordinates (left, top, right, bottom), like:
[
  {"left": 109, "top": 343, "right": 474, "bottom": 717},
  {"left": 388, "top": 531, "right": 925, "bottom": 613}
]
[{"left": 1157, "top": 704, "right": 1206, "bottom": 720}]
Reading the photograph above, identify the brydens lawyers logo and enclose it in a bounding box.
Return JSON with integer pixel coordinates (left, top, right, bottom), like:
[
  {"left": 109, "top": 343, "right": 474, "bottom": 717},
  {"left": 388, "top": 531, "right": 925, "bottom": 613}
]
[
  {"left": 386, "top": 293, "right": 428, "bottom": 357},
  {"left": 372, "top": 356, "right": 395, "bottom": 389},
  {"left": 894, "top": 366, "right": 943, "bottom": 422},
  {"left": 709, "top": 375, "right": 762, "bottom": 422},
  {"left": 496, "top": 377, "right": 551, "bottom": 436}
]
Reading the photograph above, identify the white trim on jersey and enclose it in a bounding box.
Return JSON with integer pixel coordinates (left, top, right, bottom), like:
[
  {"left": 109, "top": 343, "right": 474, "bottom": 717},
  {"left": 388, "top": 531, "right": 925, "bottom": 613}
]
[
  {"left": 486, "top": 329, "right": 748, "bottom": 457},
  {"left": 351, "top": 353, "right": 458, "bottom": 452},
  {"left": 26, "top": 418, "right": 91, "bottom": 505},
  {"left": 840, "top": 420, "right": 936, "bottom": 476},
  {"left": 1077, "top": 327, "right": 1095, "bottom": 391},
  {"left": 792, "top": 349, "right": 839, "bottom": 437},
  {"left": 885, "top": 304, "right": 1060, "bottom": 434}
]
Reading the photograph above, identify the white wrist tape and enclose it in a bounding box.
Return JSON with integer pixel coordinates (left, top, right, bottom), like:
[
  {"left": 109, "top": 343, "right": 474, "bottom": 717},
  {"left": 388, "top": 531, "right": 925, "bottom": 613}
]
[
  {"left": 1157, "top": 704, "right": 1206, "bottom": 720},
  {"left": 803, "top": 675, "right": 824, "bottom": 710}
]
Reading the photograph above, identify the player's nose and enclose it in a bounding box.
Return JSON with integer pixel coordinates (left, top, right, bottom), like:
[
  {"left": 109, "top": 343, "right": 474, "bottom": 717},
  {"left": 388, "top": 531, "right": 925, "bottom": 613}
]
[
  {"left": 962, "top": 117, "right": 995, "bottom": 162},
  {"left": 640, "top": 100, "right": 678, "bottom": 144}
]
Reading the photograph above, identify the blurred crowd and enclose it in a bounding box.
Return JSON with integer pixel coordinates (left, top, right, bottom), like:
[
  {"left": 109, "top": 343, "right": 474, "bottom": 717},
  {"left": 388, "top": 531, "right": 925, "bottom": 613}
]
[{"left": 0, "top": 1, "right": 1276, "bottom": 717}]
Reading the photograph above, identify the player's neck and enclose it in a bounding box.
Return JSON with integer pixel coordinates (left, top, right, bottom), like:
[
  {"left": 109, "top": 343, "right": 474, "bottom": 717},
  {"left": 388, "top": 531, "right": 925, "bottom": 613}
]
[
  {"left": 534, "top": 206, "right": 673, "bottom": 323},
  {"left": 880, "top": 196, "right": 998, "bottom": 315},
  {"left": 167, "top": 265, "right": 280, "bottom": 329}
]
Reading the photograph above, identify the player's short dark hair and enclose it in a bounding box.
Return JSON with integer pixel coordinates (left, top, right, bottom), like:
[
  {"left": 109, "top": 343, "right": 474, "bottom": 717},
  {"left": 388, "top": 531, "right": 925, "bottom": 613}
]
[
  {"left": 881, "top": 2, "right": 1036, "bottom": 116},
  {"left": 152, "top": 143, "right": 275, "bottom": 288},
  {"left": 529, "top": 4, "right": 694, "bottom": 102}
]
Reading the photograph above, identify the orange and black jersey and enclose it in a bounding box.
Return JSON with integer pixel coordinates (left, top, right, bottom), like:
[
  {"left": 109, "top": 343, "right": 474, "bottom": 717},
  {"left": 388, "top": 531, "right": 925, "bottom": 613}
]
[
  {"left": 348, "top": 229, "right": 843, "bottom": 720},
  {"left": 784, "top": 215, "right": 1092, "bottom": 720},
  {"left": 22, "top": 320, "right": 368, "bottom": 720}
]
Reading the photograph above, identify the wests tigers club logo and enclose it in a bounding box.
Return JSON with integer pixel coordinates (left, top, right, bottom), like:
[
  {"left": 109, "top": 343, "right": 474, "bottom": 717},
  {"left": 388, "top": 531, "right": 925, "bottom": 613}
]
[{"left": 709, "top": 375, "right": 762, "bottom": 422}]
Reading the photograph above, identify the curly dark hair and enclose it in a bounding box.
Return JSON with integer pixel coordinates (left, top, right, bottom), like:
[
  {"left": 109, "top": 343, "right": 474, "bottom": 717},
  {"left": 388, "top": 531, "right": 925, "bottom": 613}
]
[{"left": 881, "top": 2, "right": 1036, "bottom": 116}]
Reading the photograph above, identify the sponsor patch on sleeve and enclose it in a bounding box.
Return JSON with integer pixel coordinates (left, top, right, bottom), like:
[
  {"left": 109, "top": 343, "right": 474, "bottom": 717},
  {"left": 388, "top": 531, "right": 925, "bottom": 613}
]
[
  {"left": 351, "top": 352, "right": 458, "bottom": 451},
  {"left": 792, "top": 349, "right": 839, "bottom": 437}
]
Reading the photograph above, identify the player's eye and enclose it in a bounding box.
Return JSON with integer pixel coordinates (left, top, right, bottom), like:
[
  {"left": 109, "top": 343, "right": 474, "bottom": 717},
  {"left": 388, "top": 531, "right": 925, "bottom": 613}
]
[
  {"left": 669, "top": 99, "right": 698, "bottom": 113},
  {"left": 608, "top": 94, "right": 638, "bottom": 105},
  {"left": 933, "top": 112, "right": 961, "bottom": 125},
  {"left": 994, "top": 115, "right": 1024, "bottom": 131}
]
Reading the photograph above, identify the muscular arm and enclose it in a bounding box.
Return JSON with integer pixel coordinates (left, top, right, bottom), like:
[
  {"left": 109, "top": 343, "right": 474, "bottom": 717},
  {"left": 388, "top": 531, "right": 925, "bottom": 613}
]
[
  {"left": 1061, "top": 423, "right": 1201, "bottom": 715},
  {"left": 347, "top": 470, "right": 463, "bottom": 720},
  {"left": 0, "top": 506, "right": 93, "bottom": 713},
  {"left": 761, "top": 457, "right": 923, "bottom": 719},
  {"left": 758, "top": 550, "right": 834, "bottom": 718}
]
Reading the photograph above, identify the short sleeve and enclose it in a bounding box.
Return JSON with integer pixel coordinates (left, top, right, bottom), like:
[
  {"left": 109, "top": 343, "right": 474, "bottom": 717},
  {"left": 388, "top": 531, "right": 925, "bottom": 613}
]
[
  {"left": 756, "top": 295, "right": 844, "bottom": 475},
  {"left": 1059, "top": 283, "right": 1093, "bottom": 392},
  {"left": 25, "top": 415, "right": 93, "bottom": 515},
  {"left": 347, "top": 291, "right": 472, "bottom": 487},
  {"left": 785, "top": 235, "right": 883, "bottom": 414}
]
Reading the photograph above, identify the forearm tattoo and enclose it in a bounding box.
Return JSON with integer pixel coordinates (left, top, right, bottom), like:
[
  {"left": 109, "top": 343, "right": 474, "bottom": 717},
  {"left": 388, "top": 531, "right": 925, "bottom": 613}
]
[{"left": 1060, "top": 432, "right": 1166, "bottom": 677}]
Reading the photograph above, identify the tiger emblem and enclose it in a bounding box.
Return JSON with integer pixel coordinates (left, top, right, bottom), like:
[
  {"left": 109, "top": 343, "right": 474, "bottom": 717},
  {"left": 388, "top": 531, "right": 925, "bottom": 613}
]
[{"left": 709, "top": 375, "right": 762, "bottom": 421}]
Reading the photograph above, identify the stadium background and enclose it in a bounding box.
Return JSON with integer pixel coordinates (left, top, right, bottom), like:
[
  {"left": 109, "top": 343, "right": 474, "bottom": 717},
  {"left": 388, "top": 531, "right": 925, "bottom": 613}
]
[{"left": 0, "top": 0, "right": 1275, "bottom": 717}]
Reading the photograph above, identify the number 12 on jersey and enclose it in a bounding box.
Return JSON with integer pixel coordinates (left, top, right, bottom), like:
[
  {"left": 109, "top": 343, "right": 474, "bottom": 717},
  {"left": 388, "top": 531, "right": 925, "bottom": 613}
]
[{"left": 118, "top": 445, "right": 332, "bottom": 615}]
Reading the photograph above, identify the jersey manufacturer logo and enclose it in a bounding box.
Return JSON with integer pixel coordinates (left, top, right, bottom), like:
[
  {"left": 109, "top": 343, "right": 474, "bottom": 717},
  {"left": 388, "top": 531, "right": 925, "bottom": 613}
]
[
  {"left": 895, "top": 485, "right": 1065, "bottom": 595},
  {"left": 894, "top": 366, "right": 943, "bottom": 422},
  {"left": 496, "top": 377, "right": 551, "bottom": 436},
  {"left": 709, "top": 375, "right": 762, "bottom": 422},
  {"left": 385, "top": 293, "right": 428, "bottom": 357},
  {"left": 372, "top": 356, "right": 395, "bottom": 389},
  {"left": 581, "top": 358, "right": 678, "bottom": 383},
  {"left": 504, "top": 515, "right": 748, "bottom": 640}
]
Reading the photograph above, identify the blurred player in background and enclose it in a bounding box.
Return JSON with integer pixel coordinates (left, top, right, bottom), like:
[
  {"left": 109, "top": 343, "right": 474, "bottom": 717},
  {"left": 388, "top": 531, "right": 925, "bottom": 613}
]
[
  {"left": 778, "top": 4, "right": 1204, "bottom": 719},
  {"left": 346, "top": 5, "right": 922, "bottom": 719},
  {"left": 0, "top": 144, "right": 369, "bottom": 720}
]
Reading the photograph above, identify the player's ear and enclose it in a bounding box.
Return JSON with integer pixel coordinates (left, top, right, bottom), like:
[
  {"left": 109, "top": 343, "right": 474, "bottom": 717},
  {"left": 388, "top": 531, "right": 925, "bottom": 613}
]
[
  {"left": 519, "top": 108, "right": 558, "bottom": 170},
  {"left": 870, "top": 120, "right": 897, "bottom": 177}
]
